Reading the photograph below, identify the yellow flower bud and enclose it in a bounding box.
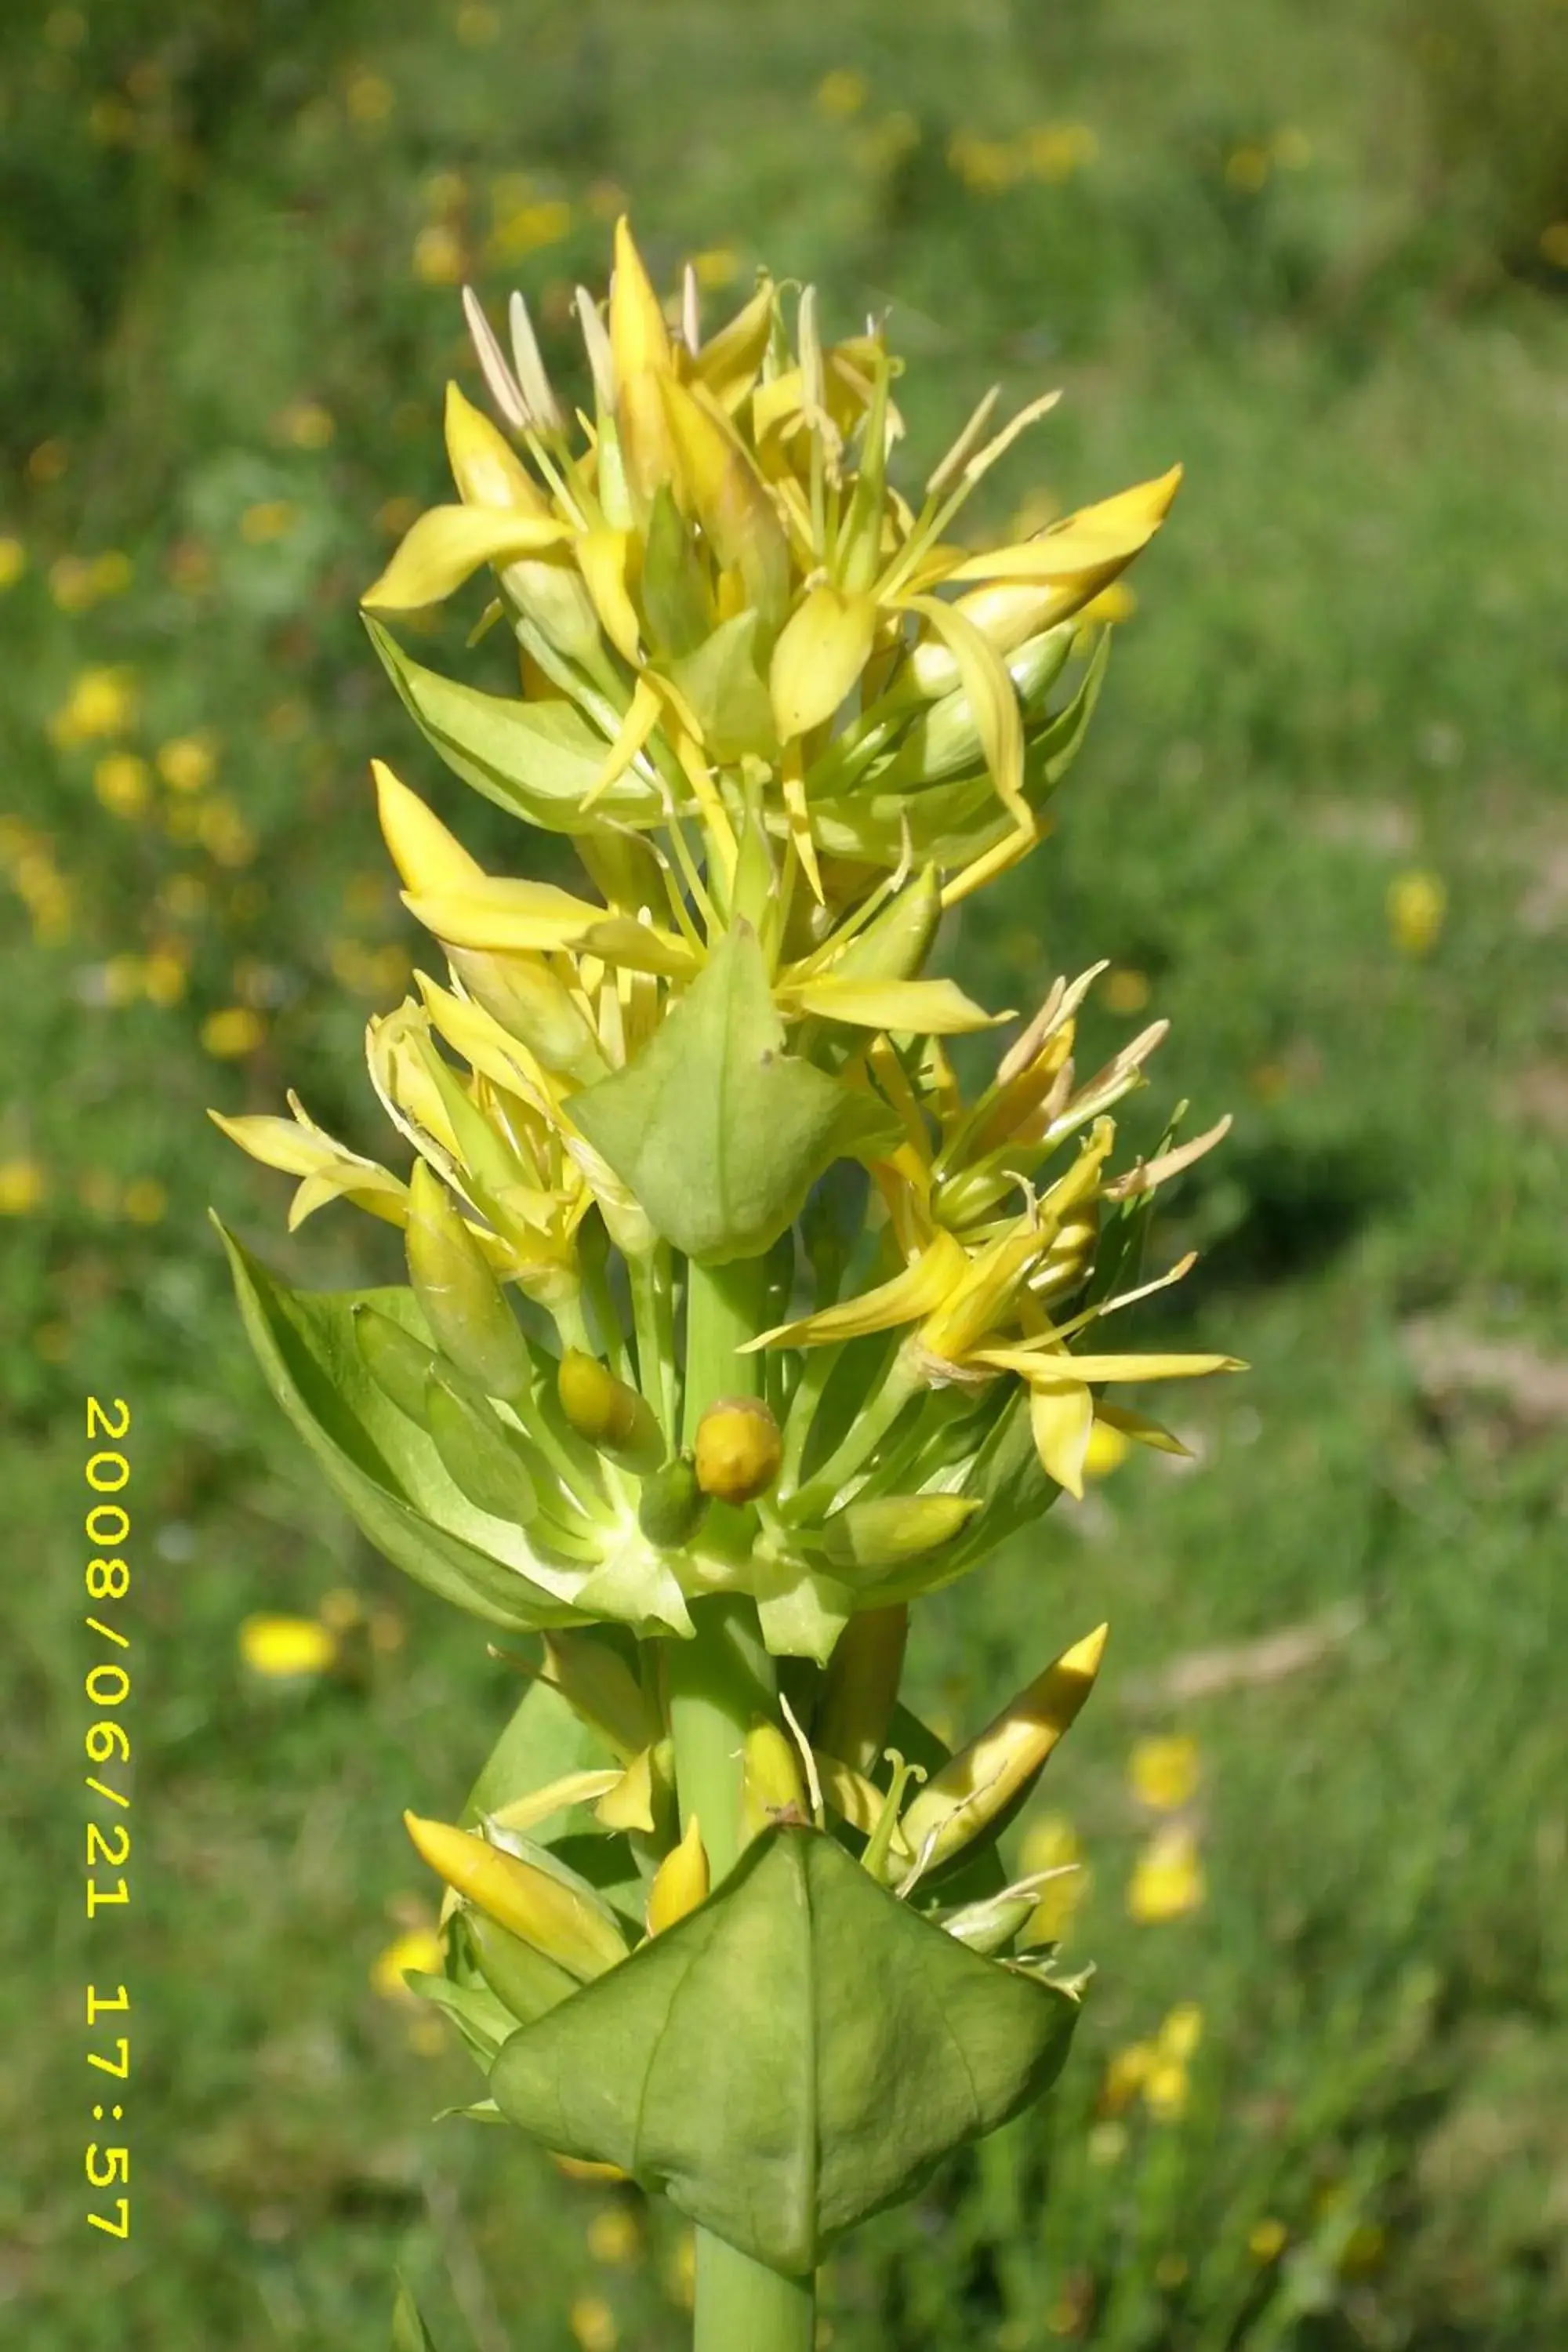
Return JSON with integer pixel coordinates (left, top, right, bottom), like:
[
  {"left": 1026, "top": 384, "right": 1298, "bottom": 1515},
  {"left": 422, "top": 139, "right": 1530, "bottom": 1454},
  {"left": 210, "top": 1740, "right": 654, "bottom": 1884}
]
[
  {"left": 465, "top": 1905, "right": 580, "bottom": 2023},
  {"left": 557, "top": 1349, "right": 664, "bottom": 1469},
  {"left": 637, "top": 1454, "right": 709, "bottom": 1548},
  {"left": 406, "top": 1160, "right": 532, "bottom": 1401},
  {"left": 646, "top": 1813, "right": 710, "bottom": 1935},
  {"left": 739, "top": 1719, "right": 808, "bottom": 1845},
  {"left": 693, "top": 1396, "right": 782, "bottom": 1505},
  {"left": 403, "top": 1813, "right": 629, "bottom": 1980},
  {"left": 815, "top": 1605, "right": 908, "bottom": 1775},
  {"left": 901, "top": 1623, "right": 1108, "bottom": 1870},
  {"left": 820, "top": 1494, "right": 980, "bottom": 1575}
]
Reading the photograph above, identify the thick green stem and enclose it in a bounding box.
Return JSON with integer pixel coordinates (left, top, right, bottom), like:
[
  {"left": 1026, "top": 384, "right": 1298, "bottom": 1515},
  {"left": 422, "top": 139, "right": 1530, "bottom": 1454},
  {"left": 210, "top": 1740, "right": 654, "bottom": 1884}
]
[{"left": 667, "top": 1255, "right": 816, "bottom": 2352}]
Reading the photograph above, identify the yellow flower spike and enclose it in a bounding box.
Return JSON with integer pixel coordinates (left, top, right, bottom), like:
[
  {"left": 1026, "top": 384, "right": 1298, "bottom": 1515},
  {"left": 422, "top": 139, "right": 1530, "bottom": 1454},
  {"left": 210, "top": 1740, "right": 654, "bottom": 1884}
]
[
  {"left": 899, "top": 1622, "right": 1109, "bottom": 1871},
  {"left": 659, "top": 374, "right": 791, "bottom": 623},
  {"left": 1129, "top": 1735, "right": 1200, "bottom": 1813},
  {"left": 946, "top": 464, "right": 1184, "bottom": 586},
  {"left": 373, "top": 759, "right": 485, "bottom": 893},
  {"left": 693, "top": 1395, "right": 783, "bottom": 1504},
  {"left": 239, "top": 1613, "right": 338, "bottom": 1679},
  {"left": 769, "top": 583, "right": 877, "bottom": 740},
  {"left": 403, "top": 1813, "right": 629, "bottom": 1979},
  {"left": 646, "top": 1813, "right": 710, "bottom": 1934},
  {"left": 815, "top": 1604, "right": 909, "bottom": 1776},
  {"left": 444, "top": 379, "right": 543, "bottom": 511},
  {"left": 740, "top": 1719, "right": 808, "bottom": 1846},
  {"left": 362, "top": 503, "right": 573, "bottom": 610}
]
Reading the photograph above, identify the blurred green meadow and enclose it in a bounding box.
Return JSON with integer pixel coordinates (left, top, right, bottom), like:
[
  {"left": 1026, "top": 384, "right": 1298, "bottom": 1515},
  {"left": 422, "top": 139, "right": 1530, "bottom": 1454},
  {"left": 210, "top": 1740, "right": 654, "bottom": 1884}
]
[{"left": 5, "top": 0, "right": 1566, "bottom": 2346}]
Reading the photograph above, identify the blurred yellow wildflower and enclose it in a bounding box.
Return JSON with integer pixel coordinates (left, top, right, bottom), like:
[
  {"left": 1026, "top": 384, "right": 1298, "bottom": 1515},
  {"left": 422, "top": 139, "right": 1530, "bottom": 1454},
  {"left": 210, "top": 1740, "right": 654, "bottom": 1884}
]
[
  {"left": 276, "top": 399, "right": 336, "bottom": 450},
  {"left": 1127, "top": 1821, "right": 1205, "bottom": 1922},
  {"left": 49, "top": 557, "right": 97, "bottom": 612},
  {"left": 1103, "top": 966, "right": 1151, "bottom": 1014},
  {"left": 122, "top": 1178, "right": 169, "bottom": 1225},
  {"left": 158, "top": 734, "right": 218, "bottom": 793},
  {"left": 49, "top": 665, "right": 139, "bottom": 746},
  {"left": 93, "top": 753, "right": 152, "bottom": 818},
  {"left": 1541, "top": 223, "right": 1568, "bottom": 269},
  {"left": 239, "top": 1613, "right": 338, "bottom": 1677},
  {"left": 28, "top": 438, "right": 68, "bottom": 484},
  {"left": 197, "top": 799, "right": 257, "bottom": 866},
  {"left": 691, "top": 246, "right": 741, "bottom": 289},
  {"left": 201, "top": 1007, "right": 267, "bottom": 1058},
  {"left": 586, "top": 2205, "right": 642, "bottom": 2267},
  {"left": 456, "top": 4, "right": 501, "bottom": 45},
  {"left": 1128, "top": 1733, "right": 1200, "bottom": 1811},
  {"left": 369, "top": 1926, "right": 444, "bottom": 2001},
  {"left": 1103, "top": 2041, "right": 1155, "bottom": 2111},
  {"left": 0, "top": 537, "right": 24, "bottom": 590},
  {"left": 414, "top": 223, "right": 466, "bottom": 286},
  {"left": 1158, "top": 2002, "right": 1203, "bottom": 2062},
  {"left": 1387, "top": 869, "right": 1446, "bottom": 956},
  {"left": 949, "top": 131, "right": 1019, "bottom": 192},
  {"left": 0, "top": 1160, "right": 45, "bottom": 1215},
  {"left": 1022, "top": 122, "right": 1099, "bottom": 181},
  {"left": 1272, "top": 127, "right": 1313, "bottom": 169},
  {"left": 666, "top": 2230, "right": 696, "bottom": 2310},
  {"left": 1019, "top": 1814, "right": 1087, "bottom": 1941},
  {"left": 1249, "top": 2217, "right": 1287, "bottom": 2263},
  {"left": 240, "top": 501, "right": 297, "bottom": 545},
  {"left": 1225, "top": 144, "right": 1271, "bottom": 193},
  {"left": 568, "top": 2294, "right": 618, "bottom": 2352},
  {"left": 488, "top": 197, "right": 571, "bottom": 263},
  {"left": 815, "top": 68, "right": 868, "bottom": 119},
  {"left": 143, "top": 946, "right": 191, "bottom": 1006},
  {"left": 345, "top": 70, "right": 394, "bottom": 125}
]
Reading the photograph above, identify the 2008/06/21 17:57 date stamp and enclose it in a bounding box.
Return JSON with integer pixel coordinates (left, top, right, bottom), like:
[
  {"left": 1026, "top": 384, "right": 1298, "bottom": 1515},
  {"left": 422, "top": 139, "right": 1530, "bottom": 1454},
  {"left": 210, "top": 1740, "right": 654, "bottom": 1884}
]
[{"left": 83, "top": 1396, "right": 133, "bottom": 2240}]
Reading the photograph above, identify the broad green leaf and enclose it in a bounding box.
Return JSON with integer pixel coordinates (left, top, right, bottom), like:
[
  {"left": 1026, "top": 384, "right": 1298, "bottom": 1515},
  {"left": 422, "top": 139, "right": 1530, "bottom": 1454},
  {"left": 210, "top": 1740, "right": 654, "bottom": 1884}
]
[
  {"left": 570, "top": 925, "right": 901, "bottom": 1262},
  {"left": 365, "top": 618, "right": 662, "bottom": 833},
  {"left": 215, "top": 1222, "right": 590, "bottom": 1632},
  {"left": 490, "top": 1825, "right": 1080, "bottom": 2275}
]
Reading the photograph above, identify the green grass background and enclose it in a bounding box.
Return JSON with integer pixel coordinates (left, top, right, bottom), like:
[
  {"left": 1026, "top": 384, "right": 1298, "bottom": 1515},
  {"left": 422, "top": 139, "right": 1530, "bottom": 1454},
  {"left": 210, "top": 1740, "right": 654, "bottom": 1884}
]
[{"left": 5, "top": 0, "right": 1566, "bottom": 2345}]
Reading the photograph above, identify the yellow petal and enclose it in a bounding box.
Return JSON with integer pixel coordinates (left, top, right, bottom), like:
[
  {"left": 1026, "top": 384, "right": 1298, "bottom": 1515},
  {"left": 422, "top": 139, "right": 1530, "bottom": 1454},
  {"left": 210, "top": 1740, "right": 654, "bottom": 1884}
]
[
  {"left": 660, "top": 376, "right": 789, "bottom": 619},
  {"left": 584, "top": 675, "right": 661, "bottom": 808},
  {"left": 372, "top": 760, "right": 486, "bottom": 892},
  {"left": 443, "top": 381, "right": 544, "bottom": 512},
  {"left": 690, "top": 278, "right": 775, "bottom": 411},
  {"left": 901, "top": 1623, "right": 1108, "bottom": 1867},
  {"left": 979, "top": 1344, "right": 1246, "bottom": 1382},
  {"left": 899, "top": 591, "right": 1025, "bottom": 824},
  {"left": 784, "top": 975, "right": 1006, "bottom": 1034},
  {"left": 362, "top": 505, "right": 572, "bottom": 610},
  {"left": 744, "top": 1229, "right": 968, "bottom": 1352},
  {"left": 1093, "top": 1399, "right": 1191, "bottom": 1457},
  {"left": 403, "top": 876, "right": 609, "bottom": 954},
  {"left": 946, "top": 466, "right": 1183, "bottom": 584},
  {"left": 646, "top": 1813, "right": 710, "bottom": 1936},
  {"left": 488, "top": 1769, "right": 624, "bottom": 1835},
  {"left": 403, "top": 1813, "right": 627, "bottom": 1980},
  {"left": 1029, "top": 1379, "right": 1095, "bottom": 1497},
  {"left": 769, "top": 584, "right": 877, "bottom": 739},
  {"left": 593, "top": 1747, "right": 658, "bottom": 1835},
  {"left": 208, "top": 1106, "right": 336, "bottom": 1179},
  {"left": 576, "top": 529, "right": 641, "bottom": 662},
  {"left": 608, "top": 216, "right": 673, "bottom": 385}
]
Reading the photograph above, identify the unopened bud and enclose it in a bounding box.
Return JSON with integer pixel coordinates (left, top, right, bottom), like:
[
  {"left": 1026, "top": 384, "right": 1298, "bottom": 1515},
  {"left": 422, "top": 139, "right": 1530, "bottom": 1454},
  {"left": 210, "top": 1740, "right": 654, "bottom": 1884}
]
[
  {"left": 424, "top": 1369, "right": 539, "bottom": 1525},
  {"left": 815, "top": 1606, "right": 908, "bottom": 1775},
  {"left": 447, "top": 946, "right": 605, "bottom": 1083},
  {"left": 465, "top": 1905, "right": 580, "bottom": 2023},
  {"left": 404, "top": 1813, "right": 629, "bottom": 1980},
  {"left": 823, "top": 867, "right": 941, "bottom": 988},
  {"left": 820, "top": 1494, "right": 980, "bottom": 1576},
  {"left": 646, "top": 1813, "right": 710, "bottom": 1935},
  {"left": 900, "top": 1624, "right": 1108, "bottom": 1871},
  {"left": 1029, "top": 1208, "right": 1100, "bottom": 1306},
  {"left": 740, "top": 1719, "right": 808, "bottom": 1845},
  {"left": 940, "top": 1881, "right": 1060, "bottom": 1955},
  {"left": 886, "top": 626, "right": 1073, "bottom": 787},
  {"left": 693, "top": 1396, "right": 782, "bottom": 1506},
  {"left": 637, "top": 1454, "right": 710, "bottom": 1548},
  {"left": 541, "top": 1630, "right": 659, "bottom": 1762},
  {"left": 354, "top": 1302, "right": 438, "bottom": 1425},
  {"left": 557, "top": 1350, "right": 664, "bottom": 1470},
  {"left": 406, "top": 1161, "right": 532, "bottom": 1402}
]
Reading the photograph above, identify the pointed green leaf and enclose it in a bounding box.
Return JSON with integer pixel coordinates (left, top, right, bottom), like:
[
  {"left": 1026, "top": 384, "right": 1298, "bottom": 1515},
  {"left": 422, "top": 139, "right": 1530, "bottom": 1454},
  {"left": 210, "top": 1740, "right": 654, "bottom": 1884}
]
[
  {"left": 489, "top": 1824, "right": 1080, "bottom": 2275},
  {"left": 391, "top": 2278, "right": 441, "bottom": 2352},
  {"left": 666, "top": 611, "right": 779, "bottom": 764},
  {"left": 406, "top": 1969, "right": 520, "bottom": 2066},
  {"left": 569, "top": 926, "right": 900, "bottom": 1261},
  {"left": 366, "top": 617, "right": 662, "bottom": 833},
  {"left": 215, "top": 1221, "right": 589, "bottom": 1632}
]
